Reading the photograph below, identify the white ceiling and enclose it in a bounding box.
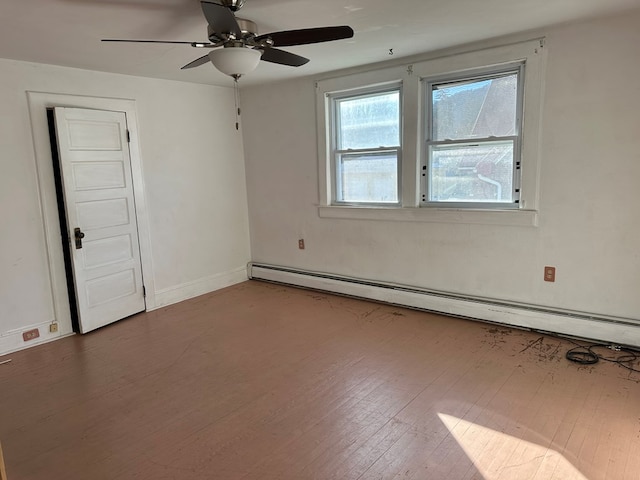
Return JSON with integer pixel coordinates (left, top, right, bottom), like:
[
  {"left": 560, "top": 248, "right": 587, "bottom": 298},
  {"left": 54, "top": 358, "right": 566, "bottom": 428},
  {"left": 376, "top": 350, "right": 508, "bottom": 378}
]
[{"left": 1, "top": 0, "right": 639, "bottom": 87}]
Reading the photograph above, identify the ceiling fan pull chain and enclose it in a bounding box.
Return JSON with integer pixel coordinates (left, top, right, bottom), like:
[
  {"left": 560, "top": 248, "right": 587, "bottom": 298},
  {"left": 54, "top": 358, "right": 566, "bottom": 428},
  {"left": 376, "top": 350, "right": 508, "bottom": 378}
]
[{"left": 234, "top": 77, "right": 240, "bottom": 131}]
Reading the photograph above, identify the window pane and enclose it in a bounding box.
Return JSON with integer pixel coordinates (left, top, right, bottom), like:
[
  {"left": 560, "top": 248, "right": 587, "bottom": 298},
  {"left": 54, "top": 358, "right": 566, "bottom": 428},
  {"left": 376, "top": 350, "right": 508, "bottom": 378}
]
[
  {"left": 337, "top": 91, "right": 400, "bottom": 150},
  {"left": 432, "top": 73, "right": 518, "bottom": 141},
  {"left": 337, "top": 152, "right": 398, "bottom": 203},
  {"left": 429, "top": 141, "right": 514, "bottom": 203}
]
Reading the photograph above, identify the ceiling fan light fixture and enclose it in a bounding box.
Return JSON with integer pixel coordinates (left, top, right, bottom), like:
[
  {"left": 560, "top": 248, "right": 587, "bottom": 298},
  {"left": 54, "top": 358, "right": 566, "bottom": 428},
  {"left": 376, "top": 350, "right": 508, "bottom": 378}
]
[{"left": 208, "top": 47, "right": 262, "bottom": 78}]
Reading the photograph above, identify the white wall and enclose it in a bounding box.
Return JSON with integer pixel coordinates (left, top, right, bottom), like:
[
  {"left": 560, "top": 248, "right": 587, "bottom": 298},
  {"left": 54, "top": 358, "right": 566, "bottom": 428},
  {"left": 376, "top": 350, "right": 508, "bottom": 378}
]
[
  {"left": 241, "top": 10, "right": 640, "bottom": 325},
  {"left": 2, "top": 9, "right": 638, "bottom": 355},
  {"left": 0, "top": 59, "right": 251, "bottom": 354}
]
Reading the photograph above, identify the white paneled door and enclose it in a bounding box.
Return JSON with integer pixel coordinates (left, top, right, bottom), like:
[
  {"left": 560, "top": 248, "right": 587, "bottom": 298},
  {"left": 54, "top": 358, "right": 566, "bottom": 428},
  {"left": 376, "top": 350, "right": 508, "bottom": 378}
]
[{"left": 54, "top": 107, "right": 145, "bottom": 333}]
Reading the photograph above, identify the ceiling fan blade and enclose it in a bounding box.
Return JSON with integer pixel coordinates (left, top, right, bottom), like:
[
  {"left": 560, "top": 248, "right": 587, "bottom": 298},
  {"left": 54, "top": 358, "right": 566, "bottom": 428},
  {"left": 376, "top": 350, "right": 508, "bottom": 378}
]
[
  {"left": 260, "top": 48, "right": 309, "bottom": 67},
  {"left": 181, "top": 54, "right": 211, "bottom": 70},
  {"left": 201, "top": 1, "right": 242, "bottom": 37},
  {"left": 256, "top": 26, "right": 354, "bottom": 47},
  {"left": 102, "top": 39, "right": 200, "bottom": 45}
]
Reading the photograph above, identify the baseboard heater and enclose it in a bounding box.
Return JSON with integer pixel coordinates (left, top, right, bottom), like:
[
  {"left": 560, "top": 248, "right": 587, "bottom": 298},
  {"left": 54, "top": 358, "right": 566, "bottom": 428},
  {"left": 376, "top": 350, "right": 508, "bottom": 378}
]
[{"left": 248, "top": 262, "right": 640, "bottom": 348}]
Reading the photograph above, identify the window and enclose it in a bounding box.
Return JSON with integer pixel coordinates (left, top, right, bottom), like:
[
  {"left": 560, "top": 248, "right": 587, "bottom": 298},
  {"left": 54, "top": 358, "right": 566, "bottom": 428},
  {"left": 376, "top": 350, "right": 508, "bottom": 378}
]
[
  {"left": 330, "top": 86, "right": 401, "bottom": 204},
  {"left": 316, "top": 38, "right": 545, "bottom": 225},
  {"left": 423, "top": 65, "right": 523, "bottom": 208}
]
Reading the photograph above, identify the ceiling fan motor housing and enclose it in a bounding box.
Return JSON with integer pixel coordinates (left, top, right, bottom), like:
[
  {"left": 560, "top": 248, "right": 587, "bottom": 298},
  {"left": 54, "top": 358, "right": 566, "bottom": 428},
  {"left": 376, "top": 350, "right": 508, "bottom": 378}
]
[
  {"left": 236, "top": 18, "right": 258, "bottom": 36},
  {"left": 207, "top": 19, "right": 257, "bottom": 42},
  {"left": 221, "top": 0, "right": 245, "bottom": 11}
]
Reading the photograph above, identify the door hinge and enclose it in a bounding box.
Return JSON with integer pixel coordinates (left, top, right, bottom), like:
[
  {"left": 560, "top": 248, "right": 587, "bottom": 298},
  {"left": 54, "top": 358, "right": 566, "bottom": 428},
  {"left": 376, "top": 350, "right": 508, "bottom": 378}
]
[
  {"left": 126, "top": 130, "right": 131, "bottom": 143},
  {"left": 142, "top": 286, "right": 146, "bottom": 297}
]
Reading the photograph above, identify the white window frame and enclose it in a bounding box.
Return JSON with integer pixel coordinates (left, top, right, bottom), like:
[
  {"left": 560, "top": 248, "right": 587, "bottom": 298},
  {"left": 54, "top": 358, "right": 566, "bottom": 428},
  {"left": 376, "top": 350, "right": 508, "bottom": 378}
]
[
  {"left": 422, "top": 63, "right": 525, "bottom": 209},
  {"left": 329, "top": 83, "right": 403, "bottom": 206},
  {"left": 316, "top": 38, "right": 545, "bottom": 226}
]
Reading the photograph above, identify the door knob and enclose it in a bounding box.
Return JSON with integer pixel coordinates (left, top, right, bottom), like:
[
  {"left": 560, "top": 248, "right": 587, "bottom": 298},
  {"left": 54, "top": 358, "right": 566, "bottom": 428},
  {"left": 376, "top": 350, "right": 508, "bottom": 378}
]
[{"left": 74, "top": 227, "right": 85, "bottom": 249}]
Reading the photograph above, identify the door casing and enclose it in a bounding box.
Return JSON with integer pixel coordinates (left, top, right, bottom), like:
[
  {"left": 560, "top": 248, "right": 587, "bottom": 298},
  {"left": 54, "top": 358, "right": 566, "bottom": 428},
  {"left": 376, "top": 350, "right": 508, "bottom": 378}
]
[{"left": 27, "top": 92, "right": 156, "bottom": 337}]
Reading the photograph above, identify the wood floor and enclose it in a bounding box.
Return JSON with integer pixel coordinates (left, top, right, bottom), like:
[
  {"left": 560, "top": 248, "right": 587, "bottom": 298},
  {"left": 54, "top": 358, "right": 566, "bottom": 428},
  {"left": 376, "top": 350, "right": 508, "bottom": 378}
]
[{"left": 1, "top": 281, "right": 639, "bottom": 480}]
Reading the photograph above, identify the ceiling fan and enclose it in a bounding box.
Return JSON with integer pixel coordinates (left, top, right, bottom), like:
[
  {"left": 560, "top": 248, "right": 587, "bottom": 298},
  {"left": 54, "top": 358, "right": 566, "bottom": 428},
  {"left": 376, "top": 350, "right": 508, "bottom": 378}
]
[{"left": 102, "top": 0, "right": 354, "bottom": 80}]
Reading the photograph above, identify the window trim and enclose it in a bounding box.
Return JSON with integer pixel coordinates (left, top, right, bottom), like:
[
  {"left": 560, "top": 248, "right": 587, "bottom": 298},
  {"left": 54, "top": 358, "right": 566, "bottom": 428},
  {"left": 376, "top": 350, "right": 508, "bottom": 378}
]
[
  {"left": 315, "top": 38, "right": 546, "bottom": 226},
  {"left": 318, "top": 204, "right": 538, "bottom": 226}
]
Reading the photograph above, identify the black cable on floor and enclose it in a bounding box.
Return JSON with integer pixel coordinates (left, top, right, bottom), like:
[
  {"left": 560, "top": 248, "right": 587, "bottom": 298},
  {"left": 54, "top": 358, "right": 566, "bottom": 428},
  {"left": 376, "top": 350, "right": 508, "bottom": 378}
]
[
  {"left": 566, "top": 346, "right": 598, "bottom": 364},
  {"left": 565, "top": 341, "right": 640, "bottom": 373}
]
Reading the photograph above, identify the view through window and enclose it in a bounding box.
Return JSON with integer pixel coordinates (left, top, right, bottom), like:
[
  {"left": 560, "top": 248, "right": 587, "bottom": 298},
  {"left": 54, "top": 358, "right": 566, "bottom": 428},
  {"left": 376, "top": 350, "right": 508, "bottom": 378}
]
[
  {"left": 332, "top": 88, "right": 401, "bottom": 204},
  {"left": 425, "top": 68, "right": 522, "bottom": 206}
]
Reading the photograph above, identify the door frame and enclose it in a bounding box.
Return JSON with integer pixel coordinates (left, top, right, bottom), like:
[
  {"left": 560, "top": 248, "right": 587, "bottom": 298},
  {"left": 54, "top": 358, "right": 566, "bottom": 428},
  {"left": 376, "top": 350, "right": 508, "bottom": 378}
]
[{"left": 27, "top": 92, "right": 156, "bottom": 336}]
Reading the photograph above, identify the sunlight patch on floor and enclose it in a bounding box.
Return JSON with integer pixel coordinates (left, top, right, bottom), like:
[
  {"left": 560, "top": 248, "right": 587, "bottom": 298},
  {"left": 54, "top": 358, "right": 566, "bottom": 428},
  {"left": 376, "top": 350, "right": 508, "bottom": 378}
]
[{"left": 438, "top": 413, "right": 588, "bottom": 480}]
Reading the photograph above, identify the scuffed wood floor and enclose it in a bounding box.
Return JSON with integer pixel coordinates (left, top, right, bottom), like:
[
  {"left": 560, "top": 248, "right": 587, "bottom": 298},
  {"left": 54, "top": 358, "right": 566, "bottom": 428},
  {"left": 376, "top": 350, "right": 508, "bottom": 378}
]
[{"left": 1, "top": 281, "right": 639, "bottom": 479}]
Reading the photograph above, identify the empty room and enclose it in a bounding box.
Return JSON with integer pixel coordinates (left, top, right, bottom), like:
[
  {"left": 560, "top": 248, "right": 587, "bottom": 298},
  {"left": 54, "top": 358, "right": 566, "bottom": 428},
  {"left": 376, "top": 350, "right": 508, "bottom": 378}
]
[{"left": 1, "top": 0, "right": 640, "bottom": 479}]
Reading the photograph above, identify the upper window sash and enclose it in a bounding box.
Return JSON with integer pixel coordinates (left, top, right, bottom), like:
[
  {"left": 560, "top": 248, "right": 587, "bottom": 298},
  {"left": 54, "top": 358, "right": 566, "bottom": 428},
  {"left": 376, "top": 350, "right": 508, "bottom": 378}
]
[
  {"left": 426, "top": 65, "right": 524, "bottom": 143},
  {"left": 332, "top": 87, "right": 401, "bottom": 151}
]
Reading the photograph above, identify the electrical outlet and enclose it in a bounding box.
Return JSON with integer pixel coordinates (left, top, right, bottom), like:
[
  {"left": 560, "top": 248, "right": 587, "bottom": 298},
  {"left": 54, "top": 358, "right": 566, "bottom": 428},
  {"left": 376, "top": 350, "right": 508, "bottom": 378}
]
[
  {"left": 544, "top": 266, "right": 556, "bottom": 282},
  {"left": 49, "top": 323, "right": 59, "bottom": 333},
  {"left": 22, "top": 328, "right": 40, "bottom": 342},
  {"left": 298, "top": 239, "right": 305, "bottom": 250}
]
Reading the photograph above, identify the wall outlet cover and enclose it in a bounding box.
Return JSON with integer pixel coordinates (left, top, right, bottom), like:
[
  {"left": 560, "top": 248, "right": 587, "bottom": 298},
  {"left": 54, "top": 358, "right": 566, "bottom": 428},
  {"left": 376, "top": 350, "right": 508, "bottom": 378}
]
[
  {"left": 22, "top": 328, "right": 40, "bottom": 342},
  {"left": 544, "top": 266, "right": 556, "bottom": 282}
]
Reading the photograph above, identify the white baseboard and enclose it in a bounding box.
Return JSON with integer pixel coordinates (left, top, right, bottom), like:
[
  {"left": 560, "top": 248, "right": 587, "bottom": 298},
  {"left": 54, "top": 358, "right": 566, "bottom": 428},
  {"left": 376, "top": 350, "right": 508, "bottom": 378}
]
[
  {"left": 248, "top": 263, "right": 640, "bottom": 348},
  {"left": 0, "top": 320, "right": 74, "bottom": 357},
  {"left": 152, "top": 267, "right": 248, "bottom": 309}
]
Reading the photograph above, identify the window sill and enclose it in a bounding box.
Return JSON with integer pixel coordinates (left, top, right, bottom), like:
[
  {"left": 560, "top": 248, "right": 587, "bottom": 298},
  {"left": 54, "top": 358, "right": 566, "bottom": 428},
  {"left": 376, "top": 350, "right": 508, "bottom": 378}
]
[{"left": 318, "top": 205, "right": 538, "bottom": 226}]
